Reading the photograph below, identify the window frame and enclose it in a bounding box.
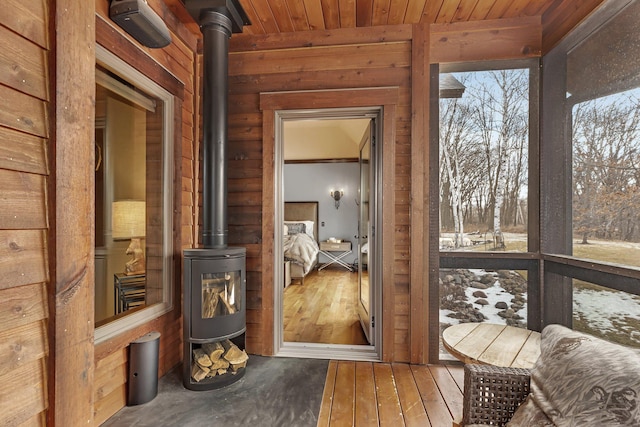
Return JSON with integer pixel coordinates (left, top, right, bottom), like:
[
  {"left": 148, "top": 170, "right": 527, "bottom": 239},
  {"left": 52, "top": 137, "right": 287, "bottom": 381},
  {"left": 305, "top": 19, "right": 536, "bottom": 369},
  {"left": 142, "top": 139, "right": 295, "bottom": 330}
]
[
  {"left": 540, "top": 0, "right": 640, "bottom": 328},
  {"left": 94, "top": 44, "right": 175, "bottom": 343},
  {"left": 430, "top": 59, "right": 541, "bottom": 361}
]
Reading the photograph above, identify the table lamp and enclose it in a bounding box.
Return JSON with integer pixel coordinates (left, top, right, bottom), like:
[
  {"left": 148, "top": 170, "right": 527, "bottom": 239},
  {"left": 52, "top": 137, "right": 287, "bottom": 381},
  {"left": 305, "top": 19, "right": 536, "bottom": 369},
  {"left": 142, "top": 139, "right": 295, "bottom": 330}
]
[{"left": 112, "top": 200, "right": 146, "bottom": 275}]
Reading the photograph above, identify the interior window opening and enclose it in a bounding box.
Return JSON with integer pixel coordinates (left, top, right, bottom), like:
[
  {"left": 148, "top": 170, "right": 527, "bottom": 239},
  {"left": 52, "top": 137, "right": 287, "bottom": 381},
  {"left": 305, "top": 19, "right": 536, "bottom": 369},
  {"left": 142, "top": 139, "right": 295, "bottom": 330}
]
[{"left": 94, "top": 46, "right": 174, "bottom": 340}]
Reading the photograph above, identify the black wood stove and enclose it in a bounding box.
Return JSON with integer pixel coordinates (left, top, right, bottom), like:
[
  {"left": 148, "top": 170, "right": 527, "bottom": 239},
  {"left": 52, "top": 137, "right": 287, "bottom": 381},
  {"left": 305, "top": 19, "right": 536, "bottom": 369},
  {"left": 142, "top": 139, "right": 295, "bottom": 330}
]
[{"left": 182, "top": 0, "right": 250, "bottom": 391}]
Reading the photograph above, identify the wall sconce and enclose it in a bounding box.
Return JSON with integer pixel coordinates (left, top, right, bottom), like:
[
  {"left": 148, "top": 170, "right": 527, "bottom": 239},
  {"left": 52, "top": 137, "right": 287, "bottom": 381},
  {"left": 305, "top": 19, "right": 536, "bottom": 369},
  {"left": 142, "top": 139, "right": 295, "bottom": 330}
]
[
  {"left": 112, "top": 200, "right": 146, "bottom": 276},
  {"left": 330, "top": 189, "right": 344, "bottom": 209}
]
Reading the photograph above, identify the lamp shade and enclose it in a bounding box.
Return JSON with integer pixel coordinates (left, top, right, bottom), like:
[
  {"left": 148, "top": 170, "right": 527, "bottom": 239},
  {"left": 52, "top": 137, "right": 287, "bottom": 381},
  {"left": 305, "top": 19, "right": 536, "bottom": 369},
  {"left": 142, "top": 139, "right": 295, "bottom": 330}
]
[{"left": 112, "top": 200, "right": 146, "bottom": 239}]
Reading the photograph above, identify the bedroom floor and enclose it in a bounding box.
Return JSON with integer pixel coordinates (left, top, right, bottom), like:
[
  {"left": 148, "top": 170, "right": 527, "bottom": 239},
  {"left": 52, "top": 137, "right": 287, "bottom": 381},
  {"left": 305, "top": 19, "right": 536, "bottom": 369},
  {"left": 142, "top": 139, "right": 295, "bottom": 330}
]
[{"left": 283, "top": 268, "right": 368, "bottom": 345}]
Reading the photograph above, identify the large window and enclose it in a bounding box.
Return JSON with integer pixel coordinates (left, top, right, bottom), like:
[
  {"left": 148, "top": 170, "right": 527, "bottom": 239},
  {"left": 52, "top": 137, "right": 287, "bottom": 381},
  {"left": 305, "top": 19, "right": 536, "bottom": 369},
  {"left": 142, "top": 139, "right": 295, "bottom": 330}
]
[
  {"left": 436, "top": 62, "right": 539, "bottom": 360},
  {"left": 439, "top": 68, "right": 530, "bottom": 253},
  {"left": 94, "top": 45, "right": 174, "bottom": 340},
  {"left": 542, "top": 0, "right": 640, "bottom": 343},
  {"left": 572, "top": 89, "right": 640, "bottom": 266}
]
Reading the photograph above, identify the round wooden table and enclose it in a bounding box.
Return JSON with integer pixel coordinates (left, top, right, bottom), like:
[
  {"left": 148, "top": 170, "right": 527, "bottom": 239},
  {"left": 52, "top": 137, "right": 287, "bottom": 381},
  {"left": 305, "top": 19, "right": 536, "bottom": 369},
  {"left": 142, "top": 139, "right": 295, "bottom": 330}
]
[{"left": 442, "top": 323, "right": 541, "bottom": 369}]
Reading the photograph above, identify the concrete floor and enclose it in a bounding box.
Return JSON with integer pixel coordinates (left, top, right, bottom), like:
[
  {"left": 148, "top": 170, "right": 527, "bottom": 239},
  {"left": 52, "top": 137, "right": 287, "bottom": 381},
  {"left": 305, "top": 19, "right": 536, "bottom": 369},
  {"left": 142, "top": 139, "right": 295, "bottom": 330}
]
[{"left": 103, "top": 356, "right": 329, "bottom": 427}]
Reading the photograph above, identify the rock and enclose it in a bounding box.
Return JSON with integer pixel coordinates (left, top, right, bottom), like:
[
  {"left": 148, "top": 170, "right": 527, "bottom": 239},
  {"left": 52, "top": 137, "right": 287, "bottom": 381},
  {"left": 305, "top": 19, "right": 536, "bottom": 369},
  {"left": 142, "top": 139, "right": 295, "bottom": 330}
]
[
  {"left": 495, "top": 301, "right": 508, "bottom": 310},
  {"left": 512, "top": 295, "right": 526, "bottom": 304},
  {"left": 470, "top": 282, "right": 489, "bottom": 289},
  {"left": 499, "top": 309, "right": 515, "bottom": 318},
  {"left": 474, "top": 298, "right": 489, "bottom": 306},
  {"left": 472, "top": 290, "right": 487, "bottom": 298},
  {"left": 511, "top": 302, "right": 524, "bottom": 310},
  {"left": 480, "top": 274, "right": 495, "bottom": 284}
]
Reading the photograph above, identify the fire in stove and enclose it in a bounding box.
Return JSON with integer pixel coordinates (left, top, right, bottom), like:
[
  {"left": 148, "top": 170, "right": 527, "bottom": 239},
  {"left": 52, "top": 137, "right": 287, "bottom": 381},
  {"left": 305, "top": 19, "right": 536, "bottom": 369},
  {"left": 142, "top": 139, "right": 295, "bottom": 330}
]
[{"left": 202, "top": 272, "right": 239, "bottom": 318}]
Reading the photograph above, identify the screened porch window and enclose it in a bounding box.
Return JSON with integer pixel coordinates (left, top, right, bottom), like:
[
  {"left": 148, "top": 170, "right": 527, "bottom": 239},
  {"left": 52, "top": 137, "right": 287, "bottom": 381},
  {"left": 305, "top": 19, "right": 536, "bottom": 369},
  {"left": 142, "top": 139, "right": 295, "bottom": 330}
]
[
  {"left": 436, "top": 61, "right": 539, "bottom": 360},
  {"left": 541, "top": 0, "right": 640, "bottom": 344}
]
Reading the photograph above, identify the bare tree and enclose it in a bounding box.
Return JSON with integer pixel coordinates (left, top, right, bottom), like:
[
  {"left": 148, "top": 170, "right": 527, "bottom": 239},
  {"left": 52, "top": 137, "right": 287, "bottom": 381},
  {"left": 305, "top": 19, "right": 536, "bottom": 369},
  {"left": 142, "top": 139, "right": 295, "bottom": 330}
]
[
  {"left": 439, "top": 69, "right": 529, "bottom": 247},
  {"left": 440, "top": 97, "right": 473, "bottom": 247},
  {"left": 467, "top": 70, "right": 528, "bottom": 237},
  {"left": 572, "top": 92, "right": 640, "bottom": 243}
]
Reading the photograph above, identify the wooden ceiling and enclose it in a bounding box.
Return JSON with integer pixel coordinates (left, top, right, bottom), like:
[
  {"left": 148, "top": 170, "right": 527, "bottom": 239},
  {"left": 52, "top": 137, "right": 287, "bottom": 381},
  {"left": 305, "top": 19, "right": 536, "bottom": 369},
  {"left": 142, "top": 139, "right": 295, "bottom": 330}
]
[
  {"left": 167, "top": 0, "right": 606, "bottom": 51},
  {"left": 234, "top": 0, "right": 604, "bottom": 40}
]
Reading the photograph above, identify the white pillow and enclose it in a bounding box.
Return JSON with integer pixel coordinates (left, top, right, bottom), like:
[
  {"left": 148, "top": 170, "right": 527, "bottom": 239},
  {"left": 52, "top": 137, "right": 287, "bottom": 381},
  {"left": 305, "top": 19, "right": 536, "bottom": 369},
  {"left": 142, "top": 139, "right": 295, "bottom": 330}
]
[
  {"left": 284, "top": 220, "right": 315, "bottom": 239},
  {"left": 283, "top": 224, "right": 289, "bottom": 235}
]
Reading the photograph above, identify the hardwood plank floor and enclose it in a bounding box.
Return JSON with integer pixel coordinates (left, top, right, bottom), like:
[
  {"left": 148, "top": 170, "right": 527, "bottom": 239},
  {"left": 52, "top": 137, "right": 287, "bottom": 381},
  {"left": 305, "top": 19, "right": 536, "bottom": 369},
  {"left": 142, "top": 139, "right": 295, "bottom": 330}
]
[
  {"left": 318, "top": 361, "right": 464, "bottom": 427},
  {"left": 284, "top": 268, "right": 368, "bottom": 345}
]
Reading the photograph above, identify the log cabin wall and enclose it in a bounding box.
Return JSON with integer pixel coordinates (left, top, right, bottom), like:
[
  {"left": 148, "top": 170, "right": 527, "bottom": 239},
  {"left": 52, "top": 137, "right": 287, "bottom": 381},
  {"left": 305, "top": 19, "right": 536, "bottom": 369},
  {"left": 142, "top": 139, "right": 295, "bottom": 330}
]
[
  {"left": 91, "top": 1, "right": 199, "bottom": 424},
  {"left": 227, "top": 17, "right": 542, "bottom": 363},
  {"left": 0, "top": 0, "right": 52, "bottom": 424}
]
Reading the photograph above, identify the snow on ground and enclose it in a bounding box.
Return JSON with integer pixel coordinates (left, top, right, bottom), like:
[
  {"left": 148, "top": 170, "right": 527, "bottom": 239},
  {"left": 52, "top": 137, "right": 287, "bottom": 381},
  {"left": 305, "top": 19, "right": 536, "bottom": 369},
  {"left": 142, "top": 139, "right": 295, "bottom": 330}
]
[
  {"left": 440, "top": 270, "right": 528, "bottom": 326},
  {"left": 439, "top": 268, "right": 640, "bottom": 345},
  {"left": 573, "top": 288, "right": 640, "bottom": 344}
]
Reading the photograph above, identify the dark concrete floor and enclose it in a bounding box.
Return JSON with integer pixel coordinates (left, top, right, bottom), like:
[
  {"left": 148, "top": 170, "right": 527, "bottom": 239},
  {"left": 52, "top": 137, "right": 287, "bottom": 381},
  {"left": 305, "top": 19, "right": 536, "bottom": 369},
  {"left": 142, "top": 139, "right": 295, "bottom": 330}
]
[{"left": 102, "top": 356, "right": 329, "bottom": 427}]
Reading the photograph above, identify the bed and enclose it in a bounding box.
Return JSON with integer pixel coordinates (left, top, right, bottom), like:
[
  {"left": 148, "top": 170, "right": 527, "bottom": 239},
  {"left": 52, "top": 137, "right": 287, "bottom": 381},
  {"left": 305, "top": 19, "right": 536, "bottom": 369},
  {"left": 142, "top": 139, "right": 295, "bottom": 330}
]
[{"left": 284, "top": 202, "right": 320, "bottom": 284}]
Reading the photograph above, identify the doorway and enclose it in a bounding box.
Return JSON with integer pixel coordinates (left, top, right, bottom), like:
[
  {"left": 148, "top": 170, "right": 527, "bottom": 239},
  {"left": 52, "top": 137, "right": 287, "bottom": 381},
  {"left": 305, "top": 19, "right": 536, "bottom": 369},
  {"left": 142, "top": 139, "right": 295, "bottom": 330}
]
[{"left": 274, "top": 108, "right": 382, "bottom": 361}]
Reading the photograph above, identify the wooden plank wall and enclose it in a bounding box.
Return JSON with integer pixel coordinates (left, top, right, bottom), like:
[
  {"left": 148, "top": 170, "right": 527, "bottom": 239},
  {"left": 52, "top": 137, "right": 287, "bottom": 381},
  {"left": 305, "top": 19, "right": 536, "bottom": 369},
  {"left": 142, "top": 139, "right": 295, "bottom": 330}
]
[
  {"left": 228, "top": 17, "right": 543, "bottom": 362},
  {"left": 229, "top": 25, "right": 414, "bottom": 361},
  {"left": 0, "top": 0, "right": 50, "bottom": 425},
  {"left": 53, "top": 0, "right": 97, "bottom": 424},
  {"left": 92, "top": 1, "right": 199, "bottom": 424}
]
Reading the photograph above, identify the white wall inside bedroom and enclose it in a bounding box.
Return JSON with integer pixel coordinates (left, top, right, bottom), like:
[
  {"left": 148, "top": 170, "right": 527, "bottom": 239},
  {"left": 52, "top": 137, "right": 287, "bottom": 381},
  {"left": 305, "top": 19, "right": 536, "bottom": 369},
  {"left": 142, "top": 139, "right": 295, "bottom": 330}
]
[{"left": 284, "top": 162, "right": 359, "bottom": 265}]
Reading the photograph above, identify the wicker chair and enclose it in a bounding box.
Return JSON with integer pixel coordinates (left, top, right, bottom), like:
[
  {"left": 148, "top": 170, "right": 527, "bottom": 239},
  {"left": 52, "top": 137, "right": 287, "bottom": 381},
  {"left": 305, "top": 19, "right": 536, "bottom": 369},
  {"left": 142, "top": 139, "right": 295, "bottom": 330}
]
[{"left": 461, "top": 364, "right": 531, "bottom": 426}]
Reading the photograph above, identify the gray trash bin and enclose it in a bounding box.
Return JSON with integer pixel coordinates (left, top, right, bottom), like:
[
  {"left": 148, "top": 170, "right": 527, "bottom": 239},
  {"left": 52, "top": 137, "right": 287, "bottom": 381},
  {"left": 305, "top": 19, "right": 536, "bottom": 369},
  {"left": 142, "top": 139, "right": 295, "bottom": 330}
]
[{"left": 128, "top": 331, "right": 161, "bottom": 405}]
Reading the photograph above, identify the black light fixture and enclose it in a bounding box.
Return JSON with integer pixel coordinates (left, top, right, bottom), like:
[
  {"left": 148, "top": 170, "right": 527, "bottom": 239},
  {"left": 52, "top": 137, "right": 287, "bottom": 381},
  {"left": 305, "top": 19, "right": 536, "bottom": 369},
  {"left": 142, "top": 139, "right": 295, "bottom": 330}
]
[
  {"left": 110, "top": 0, "right": 171, "bottom": 48},
  {"left": 330, "top": 189, "right": 344, "bottom": 209}
]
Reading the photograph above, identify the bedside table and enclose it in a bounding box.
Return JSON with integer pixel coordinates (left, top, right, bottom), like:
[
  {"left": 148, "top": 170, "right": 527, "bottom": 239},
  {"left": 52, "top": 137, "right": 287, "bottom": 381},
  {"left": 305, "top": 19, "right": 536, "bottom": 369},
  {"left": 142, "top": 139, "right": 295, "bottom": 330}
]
[{"left": 318, "top": 240, "right": 353, "bottom": 271}]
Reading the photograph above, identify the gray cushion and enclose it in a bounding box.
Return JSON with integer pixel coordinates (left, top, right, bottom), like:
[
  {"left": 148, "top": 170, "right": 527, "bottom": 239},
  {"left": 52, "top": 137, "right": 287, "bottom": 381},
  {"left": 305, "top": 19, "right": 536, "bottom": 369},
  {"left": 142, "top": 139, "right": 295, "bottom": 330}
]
[{"left": 508, "top": 324, "right": 640, "bottom": 426}]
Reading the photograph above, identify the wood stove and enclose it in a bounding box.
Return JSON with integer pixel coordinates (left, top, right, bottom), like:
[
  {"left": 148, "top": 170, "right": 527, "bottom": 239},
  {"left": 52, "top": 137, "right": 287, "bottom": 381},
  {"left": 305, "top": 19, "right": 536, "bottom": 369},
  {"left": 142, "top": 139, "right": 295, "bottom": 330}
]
[
  {"left": 183, "top": 248, "right": 246, "bottom": 390},
  {"left": 182, "top": 0, "right": 250, "bottom": 391}
]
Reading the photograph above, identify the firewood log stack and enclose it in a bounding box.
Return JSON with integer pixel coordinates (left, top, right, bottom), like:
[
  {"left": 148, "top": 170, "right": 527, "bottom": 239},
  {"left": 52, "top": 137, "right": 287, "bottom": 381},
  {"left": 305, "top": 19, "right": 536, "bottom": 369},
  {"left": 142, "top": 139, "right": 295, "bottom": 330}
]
[{"left": 191, "top": 339, "right": 249, "bottom": 382}]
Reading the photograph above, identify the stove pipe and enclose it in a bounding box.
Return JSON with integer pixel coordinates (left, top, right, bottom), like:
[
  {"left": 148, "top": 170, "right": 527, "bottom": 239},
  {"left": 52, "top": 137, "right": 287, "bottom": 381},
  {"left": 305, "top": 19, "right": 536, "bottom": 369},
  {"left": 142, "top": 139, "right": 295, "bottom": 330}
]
[
  {"left": 186, "top": 0, "right": 248, "bottom": 249},
  {"left": 200, "top": 11, "right": 231, "bottom": 249}
]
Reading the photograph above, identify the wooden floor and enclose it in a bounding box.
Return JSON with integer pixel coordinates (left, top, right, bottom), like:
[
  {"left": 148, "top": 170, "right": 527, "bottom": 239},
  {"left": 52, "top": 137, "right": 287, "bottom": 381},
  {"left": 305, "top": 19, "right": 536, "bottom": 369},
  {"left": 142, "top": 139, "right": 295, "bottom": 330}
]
[
  {"left": 318, "top": 361, "right": 464, "bottom": 427},
  {"left": 284, "top": 268, "right": 368, "bottom": 345}
]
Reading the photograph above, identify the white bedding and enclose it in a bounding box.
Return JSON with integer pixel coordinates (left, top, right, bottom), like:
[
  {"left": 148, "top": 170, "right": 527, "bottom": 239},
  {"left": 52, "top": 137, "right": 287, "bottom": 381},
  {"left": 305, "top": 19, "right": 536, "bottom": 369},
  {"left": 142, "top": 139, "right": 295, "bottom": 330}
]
[{"left": 283, "top": 233, "right": 319, "bottom": 275}]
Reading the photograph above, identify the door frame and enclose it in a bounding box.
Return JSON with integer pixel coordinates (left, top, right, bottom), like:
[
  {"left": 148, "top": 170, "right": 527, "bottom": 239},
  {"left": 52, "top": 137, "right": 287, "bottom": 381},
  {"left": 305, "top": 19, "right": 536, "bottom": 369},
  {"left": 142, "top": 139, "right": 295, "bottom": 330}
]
[
  {"left": 357, "top": 122, "right": 374, "bottom": 343},
  {"left": 260, "top": 87, "right": 398, "bottom": 361}
]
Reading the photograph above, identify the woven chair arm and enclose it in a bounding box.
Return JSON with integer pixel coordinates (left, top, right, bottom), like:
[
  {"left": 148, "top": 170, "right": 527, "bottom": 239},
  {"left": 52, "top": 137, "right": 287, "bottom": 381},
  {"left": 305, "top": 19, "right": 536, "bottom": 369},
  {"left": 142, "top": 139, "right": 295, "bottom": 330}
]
[{"left": 462, "top": 363, "right": 531, "bottom": 427}]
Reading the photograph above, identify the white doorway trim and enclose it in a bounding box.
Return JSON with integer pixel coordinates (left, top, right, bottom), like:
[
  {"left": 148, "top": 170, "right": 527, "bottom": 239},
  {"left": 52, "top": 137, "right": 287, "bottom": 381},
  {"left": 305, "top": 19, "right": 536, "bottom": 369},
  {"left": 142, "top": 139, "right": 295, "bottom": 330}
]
[{"left": 274, "top": 107, "right": 382, "bottom": 362}]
